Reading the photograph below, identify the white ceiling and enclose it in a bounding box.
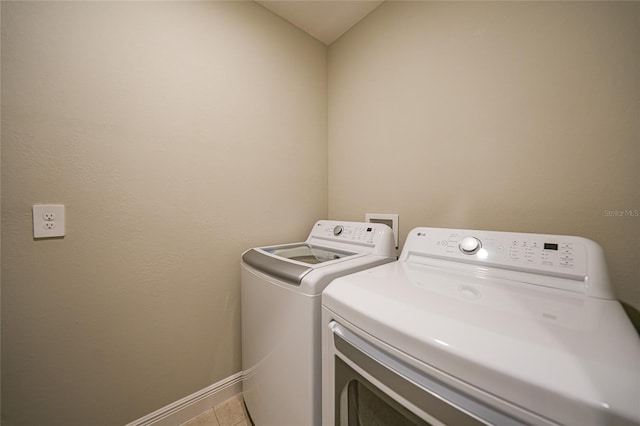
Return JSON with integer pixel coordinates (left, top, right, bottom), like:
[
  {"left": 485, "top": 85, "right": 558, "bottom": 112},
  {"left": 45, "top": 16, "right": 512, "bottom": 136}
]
[{"left": 256, "top": 1, "right": 384, "bottom": 45}]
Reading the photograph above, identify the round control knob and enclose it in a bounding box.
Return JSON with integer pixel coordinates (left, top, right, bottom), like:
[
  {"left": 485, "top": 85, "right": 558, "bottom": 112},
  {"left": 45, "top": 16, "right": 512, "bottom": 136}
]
[
  {"left": 459, "top": 237, "right": 482, "bottom": 255},
  {"left": 333, "top": 225, "right": 344, "bottom": 236}
]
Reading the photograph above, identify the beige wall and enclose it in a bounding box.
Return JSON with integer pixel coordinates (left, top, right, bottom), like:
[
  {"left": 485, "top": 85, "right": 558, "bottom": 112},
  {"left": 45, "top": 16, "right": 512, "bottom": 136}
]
[
  {"left": 328, "top": 2, "right": 639, "bottom": 310},
  {"left": 1, "top": 2, "right": 326, "bottom": 425}
]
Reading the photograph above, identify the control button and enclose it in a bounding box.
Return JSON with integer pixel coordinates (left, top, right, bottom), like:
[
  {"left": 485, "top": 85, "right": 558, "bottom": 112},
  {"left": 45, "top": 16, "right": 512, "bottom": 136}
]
[
  {"left": 459, "top": 237, "right": 482, "bottom": 255},
  {"left": 333, "top": 225, "right": 344, "bottom": 236}
]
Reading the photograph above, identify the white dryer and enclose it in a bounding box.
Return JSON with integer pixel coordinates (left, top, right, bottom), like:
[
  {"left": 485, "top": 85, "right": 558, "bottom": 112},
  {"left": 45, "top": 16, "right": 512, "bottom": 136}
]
[
  {"left": 322, "top": 227, "right": 640, "bottom": 425},
  {"left": 241, "top": 220, "right": 396, "bottom": 426}
]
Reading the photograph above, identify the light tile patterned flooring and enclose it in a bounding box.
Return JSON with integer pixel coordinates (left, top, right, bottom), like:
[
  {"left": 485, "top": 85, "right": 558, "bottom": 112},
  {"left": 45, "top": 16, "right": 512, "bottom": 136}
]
[{"left": 179, "top": 394, "right": 252, "bottom": 426}]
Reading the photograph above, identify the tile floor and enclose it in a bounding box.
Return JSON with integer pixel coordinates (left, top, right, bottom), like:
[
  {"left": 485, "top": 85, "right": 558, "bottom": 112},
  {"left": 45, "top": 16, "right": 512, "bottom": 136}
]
[{"left": 179, "top": 394, "right": 252, "bottom": 426}]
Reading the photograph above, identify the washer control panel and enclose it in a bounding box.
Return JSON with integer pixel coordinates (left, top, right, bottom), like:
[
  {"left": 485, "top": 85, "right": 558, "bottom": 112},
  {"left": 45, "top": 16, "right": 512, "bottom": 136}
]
[
  {"left": 314, "top": 222, "right": 377, "bottom": 244},
  {"left": 308, "top": 221, "right": 396, "bottom": 253}
]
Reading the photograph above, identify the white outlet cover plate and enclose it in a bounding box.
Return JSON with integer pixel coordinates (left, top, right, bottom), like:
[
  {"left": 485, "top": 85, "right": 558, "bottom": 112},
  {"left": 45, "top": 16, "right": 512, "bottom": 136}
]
[{"left": 33, "top": 204, "right": 65, "bottom": 239}]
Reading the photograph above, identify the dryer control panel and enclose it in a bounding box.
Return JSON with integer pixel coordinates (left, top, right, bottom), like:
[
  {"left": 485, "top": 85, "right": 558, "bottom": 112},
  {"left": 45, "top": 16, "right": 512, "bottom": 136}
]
[{"left": 402, "top": 227, "right": 612, "bottom": 299}]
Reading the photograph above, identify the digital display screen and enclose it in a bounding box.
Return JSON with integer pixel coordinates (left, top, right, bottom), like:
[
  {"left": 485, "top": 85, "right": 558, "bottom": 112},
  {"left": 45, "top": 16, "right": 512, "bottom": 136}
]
[{"left": 544, "top": 243, "right": 558, "bottom": 251}]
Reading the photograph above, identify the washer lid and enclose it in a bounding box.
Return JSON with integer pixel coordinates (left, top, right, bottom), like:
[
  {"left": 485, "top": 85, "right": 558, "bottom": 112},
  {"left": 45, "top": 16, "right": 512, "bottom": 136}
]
[
  {"left": 242, "top": 243, "right": 359, "bottom": 286},
  {"left": 264, "top": 243, "right": 355, "bottom": 265},
  {"left": 323, "top": 261, "right": 640, "bottom": 426}
]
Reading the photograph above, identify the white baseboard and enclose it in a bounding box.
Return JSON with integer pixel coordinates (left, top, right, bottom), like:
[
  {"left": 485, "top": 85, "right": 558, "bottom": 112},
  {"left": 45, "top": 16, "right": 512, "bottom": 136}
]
[{"left": 124, "top": 372, "right": 243, "bottom": 426}]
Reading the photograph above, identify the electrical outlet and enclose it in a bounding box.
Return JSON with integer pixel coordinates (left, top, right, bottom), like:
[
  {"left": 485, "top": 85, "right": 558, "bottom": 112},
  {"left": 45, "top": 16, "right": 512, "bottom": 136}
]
[
  {"left": 43, "top": 212, "right": 56, "bottom": 221},
  {"left": 33, "top": 204, "right": 65, "bottom": 239}
]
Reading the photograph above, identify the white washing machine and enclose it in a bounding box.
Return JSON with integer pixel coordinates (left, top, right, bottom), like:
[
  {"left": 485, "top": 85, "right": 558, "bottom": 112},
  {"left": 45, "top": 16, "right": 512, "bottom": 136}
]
[
  {"left": 322, "top": 227, "right": 640, "bottom": 426},
  {"left": 241, "top": 220, "right": 396, "bottom": 426}
]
